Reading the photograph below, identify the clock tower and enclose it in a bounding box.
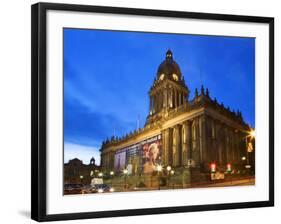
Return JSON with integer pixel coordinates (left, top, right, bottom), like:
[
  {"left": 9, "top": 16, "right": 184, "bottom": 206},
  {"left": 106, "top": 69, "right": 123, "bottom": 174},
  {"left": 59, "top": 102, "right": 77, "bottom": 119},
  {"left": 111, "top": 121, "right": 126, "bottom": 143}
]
[{"left": 146, "top": 50, "right": 189, "bottom": 124}]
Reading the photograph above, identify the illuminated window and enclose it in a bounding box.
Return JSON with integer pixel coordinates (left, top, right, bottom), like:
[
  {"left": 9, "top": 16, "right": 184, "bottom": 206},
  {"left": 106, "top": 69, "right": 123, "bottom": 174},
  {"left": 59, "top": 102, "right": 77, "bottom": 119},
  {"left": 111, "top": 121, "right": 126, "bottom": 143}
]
[{"left": 172, "top": 74, "right": 178, "bottom": 81}]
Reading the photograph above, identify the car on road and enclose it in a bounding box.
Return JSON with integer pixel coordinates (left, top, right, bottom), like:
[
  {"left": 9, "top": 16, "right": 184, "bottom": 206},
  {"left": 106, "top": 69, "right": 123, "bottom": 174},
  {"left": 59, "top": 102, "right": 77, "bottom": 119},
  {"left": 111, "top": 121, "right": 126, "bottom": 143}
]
[
  {"left": 91, "top": 184, "right": 114, "bottom": 193},
  {"left": 64, "top": 183, "right": 85, "bottom": 195}
]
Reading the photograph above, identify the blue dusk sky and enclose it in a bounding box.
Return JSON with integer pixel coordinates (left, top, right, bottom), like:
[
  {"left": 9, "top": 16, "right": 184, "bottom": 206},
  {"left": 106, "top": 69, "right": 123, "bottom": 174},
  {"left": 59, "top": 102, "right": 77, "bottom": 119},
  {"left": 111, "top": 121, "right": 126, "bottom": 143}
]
[{"left": 64, "top": 28, "right": 255, "bottom": 165}]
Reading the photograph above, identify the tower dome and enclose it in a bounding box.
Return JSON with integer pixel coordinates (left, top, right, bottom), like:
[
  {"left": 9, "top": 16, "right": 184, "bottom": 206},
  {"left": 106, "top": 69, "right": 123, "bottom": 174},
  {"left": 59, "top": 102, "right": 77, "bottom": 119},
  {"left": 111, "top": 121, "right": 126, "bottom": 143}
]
[{"left": 157, "top": 50, "right": 182, "bottom": 81}]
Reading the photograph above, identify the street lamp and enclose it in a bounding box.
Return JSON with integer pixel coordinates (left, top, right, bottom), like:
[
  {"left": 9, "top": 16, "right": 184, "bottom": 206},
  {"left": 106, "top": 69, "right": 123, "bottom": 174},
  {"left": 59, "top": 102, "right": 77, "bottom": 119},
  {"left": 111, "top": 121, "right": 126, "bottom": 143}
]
[
  {"left": 166, "top": 165, "right": 171, "bottom": 188},
  {"left": 110, "top": 171, "right": 114, "bottom": 186},
  {"left": 98, "top": 172, "right": 103, "bottom": 178},
  {"left": 79, "top": 175, "right": 84, "bottom": 185},
  {"left": 123, "top": 169, "right": 128, "bottom": 190},
  {"left": 156, "top": 164, "right": 163, "bottom": 172},
  {"left": 250, "top": 130, "right": 256, "bottom": 138},
  {"left": 170, "top": 170, "right": 175, "bottom": 189},
  {"left": 246, "top": 128, "right": 255, "bottom": 172},
  {"left": 156, "top": 165, "right": 163, "bottom": 190}
]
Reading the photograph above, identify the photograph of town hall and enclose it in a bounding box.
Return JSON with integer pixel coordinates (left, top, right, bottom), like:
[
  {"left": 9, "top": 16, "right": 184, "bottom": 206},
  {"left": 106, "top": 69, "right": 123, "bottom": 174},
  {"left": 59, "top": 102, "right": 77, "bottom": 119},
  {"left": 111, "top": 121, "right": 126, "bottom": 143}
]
[{"left": 63, "top": 29, "right": 255, "bottom": 195}]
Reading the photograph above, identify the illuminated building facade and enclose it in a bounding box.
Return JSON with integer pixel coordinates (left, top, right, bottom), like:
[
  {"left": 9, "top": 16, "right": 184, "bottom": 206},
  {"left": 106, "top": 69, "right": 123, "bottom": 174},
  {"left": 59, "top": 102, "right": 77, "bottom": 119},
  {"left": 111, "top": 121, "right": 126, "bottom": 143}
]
[{"left": 100, "top": 50, "right": 252, "bottom": 179}]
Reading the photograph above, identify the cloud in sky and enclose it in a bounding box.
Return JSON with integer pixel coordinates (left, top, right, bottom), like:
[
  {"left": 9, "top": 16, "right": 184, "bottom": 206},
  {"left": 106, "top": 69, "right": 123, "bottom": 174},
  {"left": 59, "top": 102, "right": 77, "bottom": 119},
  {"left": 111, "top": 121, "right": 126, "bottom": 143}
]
[{"left": 64, "top": 28, "right": 255, "bottom": 164}]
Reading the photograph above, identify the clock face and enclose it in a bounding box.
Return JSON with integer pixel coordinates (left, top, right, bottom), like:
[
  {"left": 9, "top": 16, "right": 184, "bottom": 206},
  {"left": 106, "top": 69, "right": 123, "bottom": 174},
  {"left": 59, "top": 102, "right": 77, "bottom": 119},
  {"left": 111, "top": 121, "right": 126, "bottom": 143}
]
[
  {"left": 160, "top": 74, "right": 165, "bottom": 80},
  {"left": 172, "top": 74, "right": 178, "bottom": 81}
]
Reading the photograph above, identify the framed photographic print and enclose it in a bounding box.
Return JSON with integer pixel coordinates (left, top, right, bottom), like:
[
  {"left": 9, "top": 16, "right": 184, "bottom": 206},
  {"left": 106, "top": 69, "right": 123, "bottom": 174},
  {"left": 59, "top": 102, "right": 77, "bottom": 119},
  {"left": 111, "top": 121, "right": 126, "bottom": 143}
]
[{"left": 31, "top": 2, "right": 274, "bottom": 222}]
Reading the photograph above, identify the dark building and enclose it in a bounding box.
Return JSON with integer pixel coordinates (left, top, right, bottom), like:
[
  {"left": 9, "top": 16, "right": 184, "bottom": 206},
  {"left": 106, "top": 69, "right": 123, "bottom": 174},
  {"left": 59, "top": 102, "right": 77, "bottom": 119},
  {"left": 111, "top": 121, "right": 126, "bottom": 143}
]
[{"left": 64, "top": 157, "right": 100, "bottom": 184}]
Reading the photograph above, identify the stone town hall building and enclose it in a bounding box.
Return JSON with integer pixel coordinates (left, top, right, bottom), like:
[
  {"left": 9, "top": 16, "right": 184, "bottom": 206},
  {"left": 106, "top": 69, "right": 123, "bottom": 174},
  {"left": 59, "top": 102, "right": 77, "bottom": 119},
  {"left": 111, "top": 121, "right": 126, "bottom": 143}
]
[{"left": 100, "top": 50, "right": 251, "bottom": 177}]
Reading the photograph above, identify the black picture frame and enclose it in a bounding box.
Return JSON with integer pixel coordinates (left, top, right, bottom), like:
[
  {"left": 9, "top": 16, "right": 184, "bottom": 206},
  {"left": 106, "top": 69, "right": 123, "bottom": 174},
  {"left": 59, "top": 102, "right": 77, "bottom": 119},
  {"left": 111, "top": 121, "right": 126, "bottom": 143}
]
[{"left": 31, "top": 2, "right": 274, "bottom": 222}]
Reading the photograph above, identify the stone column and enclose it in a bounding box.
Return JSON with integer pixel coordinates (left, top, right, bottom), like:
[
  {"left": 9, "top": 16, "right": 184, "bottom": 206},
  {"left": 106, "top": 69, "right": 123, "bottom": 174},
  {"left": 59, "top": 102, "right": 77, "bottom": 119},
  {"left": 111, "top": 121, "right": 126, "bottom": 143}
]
[
  {"left": 234, "top": 131, "right": 239, "bottom": 164},
  {"left": 199, "top": 115, "right": 207, "bottom": 168},
  {"left": 172, "top": 128, "right": 176, "bottom": 166},
  {"left": 215, "top": 122, "right": 221, "bottom": 165},
  {"left": 172, "top": 126, "right": 180, "bottom": 167},
  {"left": 210, "top": 118, "right": 216, "bottom": 162},
  {"left": 170, "top": 89, "right": 173, "bottom": 108},
  {"left": 186, "top": 121, "right": 192, "bottom": 161},
  {"left": 225, "top": 127, "right": 230, "bottom": 164},
  {"left": 155, "top": 94, "right": 158, "bottom": 113},
  {"left": 230, "top": 129, "right": 235, "bottom": 164},
  {"left": 109, "top": 151, "right": 115, "bottom": 171},
  {"left": 181, "top": 122, "right": 188, "bottom": 165},
  {"left": 191, "top": 119, "right": 200, "bottom": 168},
  {"left": 161, "top": 129, "right": 169, "bottom": 165},
  {"left": 175, "top": 125, "right": 181, "bottom": 166},
  {"left": 159, "top": 93, "right": 162, "bottom": 111},
  {"left": 179, "top": 92, "right": 181, "bottom": 106},
  {"left": 169, "top": 89, "right": 171, "bottom": 108},
  {"left": 156, "top": 94, "right": 159, "bottom": 112},
  {"left": 174, "top": 89, "right": 177, "bottom": 108},
  {"left": 163, "top": 89, "right": 167, "bottom": 108}
]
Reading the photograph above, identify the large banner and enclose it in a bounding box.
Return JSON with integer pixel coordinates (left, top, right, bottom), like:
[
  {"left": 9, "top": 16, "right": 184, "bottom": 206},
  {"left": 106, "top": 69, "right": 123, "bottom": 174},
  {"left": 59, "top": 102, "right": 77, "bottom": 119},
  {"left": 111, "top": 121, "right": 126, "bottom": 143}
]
[
  {"left": 114, "top": 149, "right": 126, "bottom": 172},
  {"left": 114, "top": 135, "right": 162, "bottom": 174},
  {"left": 141, "top": 135, "right": 162, "bottom": 174}
]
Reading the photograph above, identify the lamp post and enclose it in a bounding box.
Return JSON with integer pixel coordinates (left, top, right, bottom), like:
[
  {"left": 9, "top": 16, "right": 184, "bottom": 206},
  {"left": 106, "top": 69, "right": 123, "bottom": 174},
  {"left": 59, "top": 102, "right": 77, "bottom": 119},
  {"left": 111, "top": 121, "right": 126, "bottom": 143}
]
[
  {"left": 123, "top": 169, "right": 128, "bottom": 190},
  {"left": 245, "top": 129, "right": 255, "bottom": 172},
  {"left": 110, "top": 171, "right": 114, "bottom": 186},
  {"left": 79, "top": 175, "right": 84, "bottom": 185},
  {"left": 98, "top": 172, "right": 103, "bottom": 178},
  {"left": 170, "top": 170, "right": 175, "bottom": 189},
  {"left": 156, "top": 165, "right": 163, "bottom": 190},
  {"left": 166, "top": 165, "right": 171, "bottom": 188}
]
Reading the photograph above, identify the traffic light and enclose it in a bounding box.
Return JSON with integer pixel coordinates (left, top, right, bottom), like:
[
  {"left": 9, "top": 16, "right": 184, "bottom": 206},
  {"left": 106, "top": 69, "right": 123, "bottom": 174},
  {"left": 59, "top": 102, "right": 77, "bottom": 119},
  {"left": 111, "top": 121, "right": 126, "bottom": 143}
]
[
  {"left": 210, "top": 163, "right": 216, "bottom": 173},
  {"left": 226, "top": 163, "right": 231, "bottom": 172}
]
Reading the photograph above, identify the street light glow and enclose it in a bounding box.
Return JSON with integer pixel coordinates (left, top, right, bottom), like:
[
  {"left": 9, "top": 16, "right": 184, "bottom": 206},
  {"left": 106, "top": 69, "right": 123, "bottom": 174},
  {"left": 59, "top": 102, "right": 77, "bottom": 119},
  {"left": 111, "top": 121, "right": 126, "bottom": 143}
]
[
  {"left": 123, "top": 169, "right": 128, "bottom": 174},
  {"left": 80, "top": 175, "right": 83, "bottom": 179},
  {"left": 98, "top": 172, "right": 103, "bottom": 177},
  {"left": 166, "top": 165, "right": 171, "bottom": 171},
  {"left": 110, "top": 171, "right": 114, "bottom": 176},
  {"left": 156, "top": 165, "right": 163, "bottom": 172},
  {"left": 170, "top": 170, "right": 175, "bottom": 175},
  {"left": 241, "top": 156, "right": 246, "bottom": 161},
  {"left": 250, "top": 130, "right": 256, "bottom": 138}
]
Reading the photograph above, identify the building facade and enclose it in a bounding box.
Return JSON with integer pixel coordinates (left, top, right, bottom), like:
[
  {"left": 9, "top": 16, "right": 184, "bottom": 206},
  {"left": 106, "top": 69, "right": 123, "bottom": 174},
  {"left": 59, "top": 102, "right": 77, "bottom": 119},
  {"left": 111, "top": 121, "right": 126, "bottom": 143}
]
[
  {"left": 64, "top": 157, "right": 100, "bottom": 184},
  {"left": 100, "top": 50, "right": 252, "bottom": 178}
]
